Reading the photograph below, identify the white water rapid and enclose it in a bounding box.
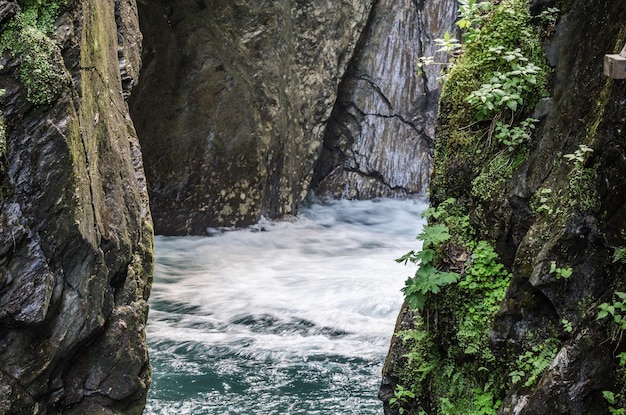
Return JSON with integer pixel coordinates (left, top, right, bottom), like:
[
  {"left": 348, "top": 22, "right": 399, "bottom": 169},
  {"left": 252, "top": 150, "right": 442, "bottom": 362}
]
[{"left": 144, "top": 198, "right": 427, "bottom": 414}]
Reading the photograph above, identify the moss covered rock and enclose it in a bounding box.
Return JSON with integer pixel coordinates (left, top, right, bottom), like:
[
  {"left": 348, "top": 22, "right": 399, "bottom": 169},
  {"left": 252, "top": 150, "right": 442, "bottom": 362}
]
[{"left": 382, "top": 0, "right": 626, "bottom": 413}]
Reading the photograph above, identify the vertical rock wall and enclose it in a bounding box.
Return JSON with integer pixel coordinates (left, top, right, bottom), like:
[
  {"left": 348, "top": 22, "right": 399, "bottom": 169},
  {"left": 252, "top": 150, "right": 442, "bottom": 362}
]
[
  {"left": 0, "top": 0, "right": 153, "bottom": 413},
  {"left": 312, "top": 0, "right": 457, "bottom": 199},
  {"left": 381, "top": 0, "right": 626, "bottom": 413},
  {"left": 130, "top": 0, "right": 375, "bottom": 234}
]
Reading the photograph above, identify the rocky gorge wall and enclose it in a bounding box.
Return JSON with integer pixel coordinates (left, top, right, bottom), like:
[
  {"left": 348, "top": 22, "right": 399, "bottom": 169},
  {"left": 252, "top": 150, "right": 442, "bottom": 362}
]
[
  {"left": 0, "top": 0, "right": 152, "bottom": 413},
  {"left": 311, "top": 0, "right": 456, "bottom": 200},
  {"left": 129, "top": 0, "right": 375, "bottom": 234},
  {"left": 380, "top": 0, "right": 626, "bottom": 413},
  {"left": 130, "top": 0, "right": 455, "bottom": 235}
]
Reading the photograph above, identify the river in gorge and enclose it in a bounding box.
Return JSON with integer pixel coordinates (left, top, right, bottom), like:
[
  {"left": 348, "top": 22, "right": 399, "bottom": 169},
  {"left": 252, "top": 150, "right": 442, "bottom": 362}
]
[{"left": 144, "top": 198, "right": 427, "bottom": 414}]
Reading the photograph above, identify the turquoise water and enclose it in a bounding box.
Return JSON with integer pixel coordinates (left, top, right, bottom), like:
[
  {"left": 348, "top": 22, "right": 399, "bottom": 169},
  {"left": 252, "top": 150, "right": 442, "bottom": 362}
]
[{"left": 144, "top": 198, "right": 426, "bottom": 414}]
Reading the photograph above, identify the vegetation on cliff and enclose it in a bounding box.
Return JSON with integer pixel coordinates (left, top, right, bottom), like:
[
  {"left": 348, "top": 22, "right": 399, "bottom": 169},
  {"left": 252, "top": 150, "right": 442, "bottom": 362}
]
[
  {"left": 0, "top": 0, "right": 67, "bottom": 105},
  {"left": 383, "top": 0, "right": 626, "bottom": 413}
]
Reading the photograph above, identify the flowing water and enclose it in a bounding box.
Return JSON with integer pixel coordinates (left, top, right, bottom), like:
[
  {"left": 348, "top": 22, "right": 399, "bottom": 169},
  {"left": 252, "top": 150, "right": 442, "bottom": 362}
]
[{"left": 144, "top": 198, "right": 427, "bottom": 415}]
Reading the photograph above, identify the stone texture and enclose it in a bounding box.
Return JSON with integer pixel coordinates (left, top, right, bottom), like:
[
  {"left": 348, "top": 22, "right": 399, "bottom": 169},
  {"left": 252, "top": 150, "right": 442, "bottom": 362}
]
[
  {"left": 0, "top": 0, "right": 153, "bottom": 412},
  {"left": 312, "top": 0, "right": 457, "bottom": 199},
  {"left": 130, "top": 0, "right": 375, "bottom": 234}
]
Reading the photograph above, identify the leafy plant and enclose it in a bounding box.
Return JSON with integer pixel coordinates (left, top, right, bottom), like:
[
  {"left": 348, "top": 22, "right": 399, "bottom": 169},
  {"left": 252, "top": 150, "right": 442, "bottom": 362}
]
[
  {"left": 456, "top": 241, "right": 510, "bottom": 358},
  {"left": 494, "top": 118, "right": 537, "bottom": 152},
  {"left": 466, "top": 49, "right": 541, "bottom": 121},
  {"left": 549, "top": 261, "right": 573, "bottom": 279},
  {"left": 603, "top": 391, "right": 626, "bottom": 415},
  {"left": 390, "top": 384, "right": 416, "bottom": 414},
  {"left": 563, "top": 144, "right": 593, "bottom": 167},
  {"left": 614, "top": 247, "right": 626, "bottom": 264},
  {"left": 561, "top": 318, "right": 573, "bottom": 333},
  {"left": 509, "top": 340, "right": 558, "bottom": 387},
  {"left": 602, "top": 348, "right": 626, "bottom": 413},
  {"left": 403, "top": 264, "right": 460, "bottom": 310},
  {"left": 398, "top": 220, "right": 460, "bottom": 310},
  {"left": 457, "top": 0, "right": 493, "bottom": 42},
  {"left": 532, "top": 187, "right": 561, "bottom": 217},
  {"left": 536, "top": 7, "right": 560, "bottom": 37},
  {"left": 418, "top": 223, "right": 452, "bottom": 248},
  {"left": 421, "top": 198, "right": 475, "bottom": 247},
  {"left": 435, "top": 30, "right": 462, "bottom": 55},
  {"left": 597, "top": 292, "right": 626, "bottom": 331}
]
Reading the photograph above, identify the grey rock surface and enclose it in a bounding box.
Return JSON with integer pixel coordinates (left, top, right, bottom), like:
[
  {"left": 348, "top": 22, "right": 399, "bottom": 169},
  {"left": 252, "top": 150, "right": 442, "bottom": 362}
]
[
  {"left": 312, "top": 0, "right": 457, "bottom": 199},
  {"left": 0, "top": 0, "right": 153, "bottom": 412},
  {"left": 130, "top": 0, "right": 375, "bottom": 234}
]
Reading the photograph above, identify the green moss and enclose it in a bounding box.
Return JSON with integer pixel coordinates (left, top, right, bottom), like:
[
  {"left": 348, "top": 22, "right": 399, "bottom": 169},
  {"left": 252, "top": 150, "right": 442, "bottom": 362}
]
[
  {"left": 0, "top": 1, "right": 67, "bottom": 106},
  {"left": 397, "top": 2, "right": 561, "bottom": 412},
  {"left": 432, "top": 0, "right": 549, "bottom": 211}
]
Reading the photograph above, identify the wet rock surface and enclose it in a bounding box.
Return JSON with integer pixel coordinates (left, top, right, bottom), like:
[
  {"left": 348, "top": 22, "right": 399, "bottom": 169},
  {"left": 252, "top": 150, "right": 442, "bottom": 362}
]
[
  {"left": 130, "top": 0, "right": 375, "bottom": 234},
  {"left": 312, "top": 0, "right": 457, "bottom": 199},
  {"left": 0, "top": 0, "right": 153, "bottom": 412}
]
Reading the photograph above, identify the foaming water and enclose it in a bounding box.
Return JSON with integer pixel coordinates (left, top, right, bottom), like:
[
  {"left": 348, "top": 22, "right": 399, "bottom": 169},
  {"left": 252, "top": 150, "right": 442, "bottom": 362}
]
[{"left": 145, "top": 198, "right": 427, "bottom": 414}]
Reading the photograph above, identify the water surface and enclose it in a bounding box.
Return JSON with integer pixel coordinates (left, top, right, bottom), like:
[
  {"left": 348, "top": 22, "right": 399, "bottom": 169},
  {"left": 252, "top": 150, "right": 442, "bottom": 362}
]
[{"left": 145, "top": 198, "right": 426, "bottom": 414}]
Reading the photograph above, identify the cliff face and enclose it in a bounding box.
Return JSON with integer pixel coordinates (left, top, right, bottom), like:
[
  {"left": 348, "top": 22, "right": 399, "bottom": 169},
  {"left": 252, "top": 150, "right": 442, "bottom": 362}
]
[
  {"left": 381, "top": 0, "right": 626, "bottom": 414},
  {"left": 311, "top": 0, "right": 456, "bottom": 199},
  {"left": 0, "top": 0, "right": 153, "bottom": 413},
  {"left": 129, "top": 0, "right": 375, "bottom": 234},
  {"left": 130, "top": 0, "right": 450, "bottom": 234}
]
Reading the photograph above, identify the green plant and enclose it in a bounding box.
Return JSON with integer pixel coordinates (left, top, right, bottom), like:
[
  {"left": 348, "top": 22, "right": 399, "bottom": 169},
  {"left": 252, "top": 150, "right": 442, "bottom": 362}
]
[
  {"left": 396, "top": 318, "right": 440, "bottom": 403},
  {"left": 549, "top": 261, "right": 573, "bottom": 279},
  {"left": 614, "top": 247, "right": 626, "bottom": 264},
  {"left": 457, "top": 0, "right": 493, "bottom": 42},
  {"left": 536, "top": 7, "right": 560, "bottom": 37},
  {"left": 494, "top": 117, "right": 537, "bottom": 152},
  {"left": 20, "top": 0, "right": 65, "bottom": 33},
  {"left": 597, "top": 292, "right": 626, "bottom": 331},
  {"left": 603, "top": 391, "right": 626, "bottom": 415},
  {"left": 532, "top": 187, "right": 561, "bottom": 217},
  {"left": 509, "top": 340, "right": 558, "bottom": 387},
  {"left": 602, "top": 350, "right": 626, "bottom": 414},
  {"left": 466, "top": 49, "right": 541, "bottom": 121},
  {"left": 563, "top": 144, "right": 593, "bottom": 167},
  {"left": 471, "top": 148, "right": 528, "bottom": 204},
  {"left": 389, "top": 384, "right": 416, "bottom": 414},
  {"left": 456, "top": 241, "right": 510, "bottom": 358},
  {"left": 398, "top": 222, "right": 460, "bottom": 310},
  {"left": 561, "top": 318, "right": 573, "bottom": 333},
  {"left": 561, "top": 318, "right": 574, "bottom": 333},
  {"left": 435, "top": 30, "right": 462, "bottom": 55},
  {"left": 421, "top": 198, "right": 475, "bottom": 247}
]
